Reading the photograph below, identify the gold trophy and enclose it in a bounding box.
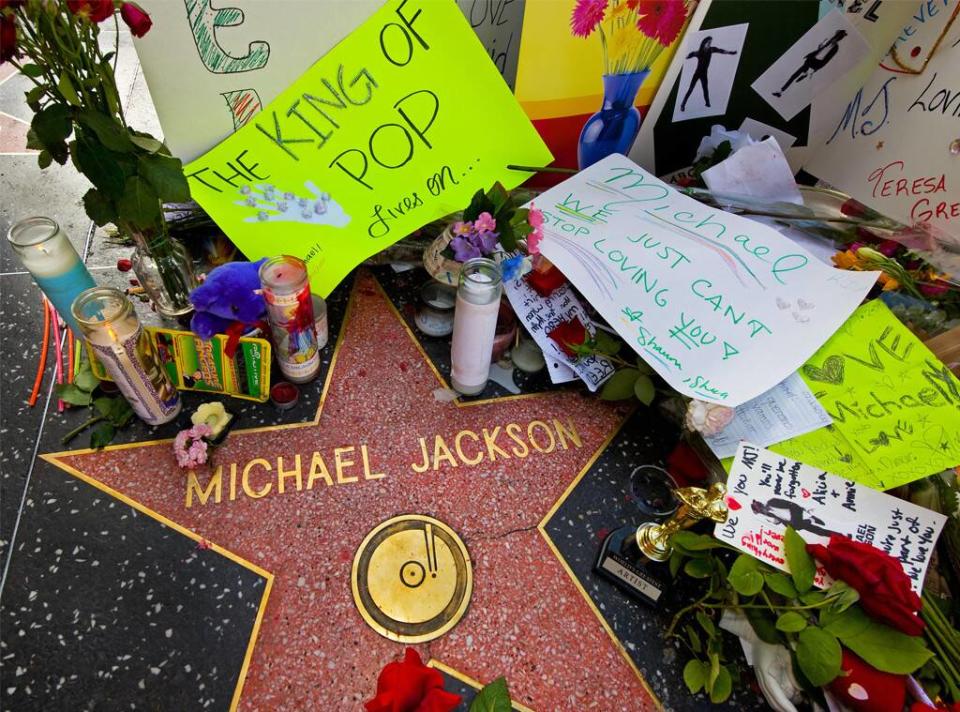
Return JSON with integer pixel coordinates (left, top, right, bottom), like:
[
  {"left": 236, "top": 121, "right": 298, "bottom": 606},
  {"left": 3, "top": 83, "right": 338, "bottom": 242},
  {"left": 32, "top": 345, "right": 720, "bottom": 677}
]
[{"left": 594, "top": 483, "right": 729, "bottom": 606}]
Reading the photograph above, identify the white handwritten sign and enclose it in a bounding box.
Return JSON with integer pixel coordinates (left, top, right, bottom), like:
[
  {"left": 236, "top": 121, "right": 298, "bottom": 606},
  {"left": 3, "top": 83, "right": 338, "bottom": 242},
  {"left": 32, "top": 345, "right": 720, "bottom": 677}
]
[
  {"left": 134, "top": 0, "right": 525, "bottom": 162},
  {"left": 534, "top": 155, "right": 878, "bottom": 406},
  {"left": 806, "top": 7, "right": 960, "bottom": 238},
  {"left": 719, "top": 443, "right": 946, "bottom": 592}
]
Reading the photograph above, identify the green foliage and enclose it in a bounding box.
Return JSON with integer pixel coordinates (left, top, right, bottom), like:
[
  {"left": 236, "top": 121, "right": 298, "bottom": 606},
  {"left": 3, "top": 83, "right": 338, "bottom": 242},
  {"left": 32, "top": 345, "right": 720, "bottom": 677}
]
[
  {"left": 58, "top": 360, "right": 134, "bottom": 450},
  {"left": 796, "top": 627, "right": 842, "bottom": 686},
  {"left": 826, "top": 606, "right": 933, "bottom": 674},
  {"left": 461, "top": 182, "right": 528, "bottom": 251},
  {"left": 683, "top": 659, "right": 708, "bottom": 693},
  {"left": 469, "top": 677, "right": 511, "bottom": 712},
  {"left": 728, "top": 555, "right": 764, "bottom": 596},
  {"left": 784, "top": 527, "right": 816, "bottom": 594},
  {"left": 601, "top": 368, "right": 641, "bottom": 401},
  {"left": 776, "top": 612, "right": 808, "bottom": 633}
]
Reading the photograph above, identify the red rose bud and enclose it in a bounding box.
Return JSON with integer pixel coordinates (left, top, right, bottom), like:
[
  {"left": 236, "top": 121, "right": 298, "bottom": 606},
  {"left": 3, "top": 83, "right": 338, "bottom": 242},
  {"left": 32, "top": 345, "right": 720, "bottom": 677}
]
[
  {"left": 919, "top": 281, "right": 950, "bottom": 298},
  {"left": 0, "top": 15, "right": 16, "bottom": 64},
  {"left": 66, "top": 0, "right": 114, "bottom": 22},
  {"left": 120, "top": 2, "right": 151, "bottom": 37},
  {"left": 365, "top": 648, "right": 461, "bottom": 712},
  {"left": 116, "top": 258, "right": 133, "bottom": 272},
  {"left": 807, "top": 535, "right": 924, "bottom": 636},
  {"left": 841, "top": 198, "right": 868, "bottom": 218},
  {"left": 547, "top": 317, "right": 587, "bottom": 358}
]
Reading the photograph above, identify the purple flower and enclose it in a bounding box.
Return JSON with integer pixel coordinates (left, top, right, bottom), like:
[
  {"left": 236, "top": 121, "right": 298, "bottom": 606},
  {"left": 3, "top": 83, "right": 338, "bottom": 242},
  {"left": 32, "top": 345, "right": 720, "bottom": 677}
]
[
  {"left": 473, "top": 230, "right": 499, "bottom": 254},
  {"left": 450, "top": 236, "right": 482, "bottom": 262},
  {"left": 173, "top": 423, "right": 213, "bottom": 469}
]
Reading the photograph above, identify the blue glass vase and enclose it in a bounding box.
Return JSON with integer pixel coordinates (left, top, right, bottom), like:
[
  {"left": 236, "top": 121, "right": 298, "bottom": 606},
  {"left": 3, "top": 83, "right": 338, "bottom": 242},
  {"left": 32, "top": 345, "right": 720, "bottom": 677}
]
[{"left": 578, "top": 70, "right": 650, "bottom": 169}]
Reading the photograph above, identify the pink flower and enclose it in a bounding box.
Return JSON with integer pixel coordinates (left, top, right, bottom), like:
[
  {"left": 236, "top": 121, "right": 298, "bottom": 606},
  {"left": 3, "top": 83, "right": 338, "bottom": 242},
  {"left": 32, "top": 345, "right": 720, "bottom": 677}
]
[
  {"left": 571, "top": 0, "right": 607, "bottom": 38},
  {"left": 528, "top": 206, "right": 544, "bottom": 229},
  {"left": 173, "top": 424, "right": 213, "bottom": 469},
  {"left": 685, "top": 399, "right": 734, "bottom": 436},
  {"left": 635, "top": 0, "right": 687, "bottom": 45},
  {"left": 120, "top": 2, "right": 152, "bottom": 37},
  {"left": 451, "top": 220, "right": 473, "bottom": 236},
  {"left": 527, "top": 227, "right": 543, "bottom": 255},
  {"left": 474, "top": 211, "right": 497, "bottom": 234},
  {"left": 920, "top": 282, "right": 950, "bottom": 298}
]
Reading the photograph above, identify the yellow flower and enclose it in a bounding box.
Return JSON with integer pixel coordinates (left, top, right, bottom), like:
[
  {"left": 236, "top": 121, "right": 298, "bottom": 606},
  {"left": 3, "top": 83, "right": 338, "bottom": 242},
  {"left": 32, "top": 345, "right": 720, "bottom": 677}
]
[
  {"left": 608, "top": 25, "right": 639, "bottom": 61},
  {"left": 191, "top": 402, "right": 233, "bottom": 439},
  {"left": 831, "top": 250, "right": 862, "bottom": 270},
  {"left": 878, "top": 273, "right": 900, "bottom": 291},
  {"left": 609, "top": 1, "right": 630, "bottom": 20}
]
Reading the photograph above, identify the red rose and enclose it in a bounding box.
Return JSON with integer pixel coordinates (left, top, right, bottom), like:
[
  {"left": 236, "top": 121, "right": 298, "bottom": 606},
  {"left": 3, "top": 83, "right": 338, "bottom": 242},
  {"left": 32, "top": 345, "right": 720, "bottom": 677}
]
[
  {"left": 66, "top": 0, "right": 115, "bottom": 23},
  {"left": 525, "top": 260, "right": 566, "bottom": 297},
  {"left": 365, "top": 648, "right": 461, "bottom": 712},
  {"left": 0, "top": 14, "right": 16, "bottom": 64},
  {"left": 828, "top": 649, "right": 905, "bottom": 712},
  {"left": 806, "top": 535, "right": 924, "bottom": 636},
  {"left": 119, "top": 1, "right": 151, "bottom": 37},
  {"left": 548, "top": 317, "right": 587, "bottom": 358}
]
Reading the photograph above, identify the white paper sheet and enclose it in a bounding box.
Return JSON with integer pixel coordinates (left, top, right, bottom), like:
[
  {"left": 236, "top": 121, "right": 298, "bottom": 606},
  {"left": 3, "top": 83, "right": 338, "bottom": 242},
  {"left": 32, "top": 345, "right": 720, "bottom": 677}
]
[
  {"left": 502, "top": 276, "right": 614, "bottom": 391},
  {"left": 752, "top": 10, "right": 870, "bottom": 121},
  {"left": 533, "top": 154, "right": 879, "bottom": 406},
  {"left": 704, "top": 373, "right": 832, "bottom": 459},
  {"left": 672, "top": 24, "right": 749, "bottom": 123},
  {"left": 702, "top": 138, "right": 804, "bottom": 206},
  {"left": 718, "top": 443, "right": 947, "bottom": 593},
  {"left": 737, "top": 118, "right": 798, "bottom": 152}
]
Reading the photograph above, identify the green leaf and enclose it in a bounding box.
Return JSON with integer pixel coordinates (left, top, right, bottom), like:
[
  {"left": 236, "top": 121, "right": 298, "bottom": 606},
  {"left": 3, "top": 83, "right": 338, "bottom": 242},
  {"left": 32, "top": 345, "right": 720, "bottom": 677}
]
[
  {"left": 728, "top": 554, "right": 764, "bottom": 596},
  {"left": 695, "top": 611, "right": 716, "bottom": 636},
  {"left": 633, "top": 375, "right": 656, "bottom": 405},
  {"left": 709, "top": 666, "right": 732, "bottom": 703},
  {"left": 77, "top": 110, "right": 134, "bottom": 153},
  {"left": 498, "top": 222, "right": 517, "bottom": 252},
  {"left": 25, "top": 85, "right": 45, "bottom": 111},
  {"left": 668, "top": 552, "right": 684, "bottom": 578},
  {"left": 800, "top": 591, "right": 827, "bottom": 606},
  {"left": 93, "top": 396, "right": 118, "bottom": 419},
  {"left": 38, "top": 150, "right": 52, "bottom": 170},
  {"left": 118, "top": 175, "right": 161, "bottom": 230},
  {"left": 744, "top": 606, "right": 782, "bottom": 645},
  {"left": 73, "top": 362, "right": 99, "bottom": 392},
  {"left": 829, "top": 607, "right": 933, "bottom": 674},
  {"left": 784, "top": 527, "right": 816, "bottom": 594},
  {"left": 487, "top": 182, "right": 509, "bottom": 214},
  {"left": 684, "top": 625, "right": 703, "bottom": 654},
  {"left": 827, "top": 580, "right": 860, "bottom": 614},
  {"left": 684, "top": 558, "right": 713, "bottom": 579},
  {"left": 89, "top": 422, "right": 116, "bottom": 449},
  {"left": 796, "top": 627, "right": 842, "bottom": 686},
  {"left": 635, "top": 357, "right": 654, "bottom": 375},
  {"left": 683, "top": 659, "right": 708, "bottom": 694},
  {"left": 75, "top": 135, "right": 126, "bottom": 199},
  {"left": 129, "top": 134, "right": 165, "bottom": 154},
  {"left": 592, "top": 330, "right": 622, "bottom": 357},
  {"left": 138, "top": 153, "right": 190, "bottom": 202},
  {"left": 57, "top": 72, "right": 81, "bottom": 106},
  {"left": 31, "top": 104, "right": 73, "bottom": 147},
  {"left": 776, "top": 612, "right": 808, "bottom": 633},
  {"left": 671, "top": 531, "right": 727, "bottom": 552},
  {"left": 55, "top": 383, "right": 92, "bottom": 406},
  {"left": 82, "top": 189, "right": 116, "bottom": 227},
  {"left": 600, "top": 368, "right": 640, "bottom": 401},
  {"left": 108, "top": 400, "right": 135, "bottom": 428},
  {"left": 469, "top": 676, "right": 511, "bottom": 712},
  {"left": 21, "top": 64, "right": 44, "bottom": 78},
  {"left": 764, "top": 573, "right": 798, "bottom": 599}
]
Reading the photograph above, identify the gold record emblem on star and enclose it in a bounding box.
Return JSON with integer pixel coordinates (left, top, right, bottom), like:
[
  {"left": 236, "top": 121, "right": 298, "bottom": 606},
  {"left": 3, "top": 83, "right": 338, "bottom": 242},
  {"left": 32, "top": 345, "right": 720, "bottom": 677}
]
[{"left": 352, "top": 515, "right": 472, "bottom": 644}]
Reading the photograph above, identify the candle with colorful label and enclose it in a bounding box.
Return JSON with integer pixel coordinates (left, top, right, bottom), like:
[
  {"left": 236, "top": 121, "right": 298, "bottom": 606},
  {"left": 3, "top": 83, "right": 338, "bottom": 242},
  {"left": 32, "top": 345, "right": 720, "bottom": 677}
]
[
  {"left": 451, "top": 258, "right": 502, "bottom": 395},
  {"left": 259, "top": 256, "right": 320, "bottom": 383},
  {"left": 7, "top": 217, "right": 96, "bottom": 334},
  {"left": 71, "top": 287, "right": 181, "bottom": 425}
]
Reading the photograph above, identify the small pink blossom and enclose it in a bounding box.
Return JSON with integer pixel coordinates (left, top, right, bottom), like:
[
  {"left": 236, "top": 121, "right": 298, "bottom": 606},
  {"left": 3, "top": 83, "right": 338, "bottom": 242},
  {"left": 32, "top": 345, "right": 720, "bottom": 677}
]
[
  {"left": 451, "top": 220, "right": 473, "bottom": 236},
  {"left": 571, "top": 0, "right": 608, "bottom": 38},
  {"left": 684, "top": 399, "right": 734, "bottom": 437},
  {"left": 173, "top": 423, "right": 213, "bottom": 469},
  {"left": 528, "top": 206, "right": 544, "bottom": 229},
  {"left": 527, "top": 227, "right": 543, "bottom": 255},
  {"left": 474, "top": 212, "right": 497, "bottom": 234}
]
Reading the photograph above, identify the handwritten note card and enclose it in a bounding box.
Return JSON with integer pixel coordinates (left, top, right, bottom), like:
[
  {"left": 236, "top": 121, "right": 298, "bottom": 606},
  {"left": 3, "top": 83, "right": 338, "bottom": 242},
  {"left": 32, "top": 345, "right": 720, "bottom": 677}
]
[
  {"left": 719, "top": 443, "right": 946, "bottom": 592},
  {"left": 771, "top": 300, "right": 960, "bottom": 490},
  {"left": 533, "top": 154, "right": 878, "bottom": 406},
  {"left": 503, "top": 274, "right": 614, "bottom": 391},
  {"left": 705, "top": 374, "right": 832, "bottom": 459},
  {"left": 183, "top": 0, "right": 551, "bottom": 297}
]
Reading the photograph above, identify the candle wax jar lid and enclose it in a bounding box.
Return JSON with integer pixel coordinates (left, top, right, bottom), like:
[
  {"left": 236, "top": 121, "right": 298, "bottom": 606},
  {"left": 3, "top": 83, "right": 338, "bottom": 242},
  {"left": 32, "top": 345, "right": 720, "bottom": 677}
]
[{"left": 270, "top": 381, "right": 300, "bottom": 410}]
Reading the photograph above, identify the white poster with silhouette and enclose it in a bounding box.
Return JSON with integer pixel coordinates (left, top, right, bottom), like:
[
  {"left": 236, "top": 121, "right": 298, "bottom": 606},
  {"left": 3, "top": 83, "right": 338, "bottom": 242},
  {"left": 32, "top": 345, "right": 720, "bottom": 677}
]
[
  {"left": 718, "top": 443, "right": 946, "bottom": 592},
  {"left": 672, "top": 23, "right": 749, "bottom": 122},
  {"left": 752, "top": 9, "right": 870, "bottom": 121},
  {"left": 532, "top": 154, "right": 879, "bottom": 406}
]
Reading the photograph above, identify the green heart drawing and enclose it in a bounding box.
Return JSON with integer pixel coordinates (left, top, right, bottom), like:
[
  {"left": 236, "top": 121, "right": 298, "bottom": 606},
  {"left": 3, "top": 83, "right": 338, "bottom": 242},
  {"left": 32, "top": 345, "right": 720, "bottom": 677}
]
[{"left": 803, "top": 355, "right": 845, "bottom": 385}]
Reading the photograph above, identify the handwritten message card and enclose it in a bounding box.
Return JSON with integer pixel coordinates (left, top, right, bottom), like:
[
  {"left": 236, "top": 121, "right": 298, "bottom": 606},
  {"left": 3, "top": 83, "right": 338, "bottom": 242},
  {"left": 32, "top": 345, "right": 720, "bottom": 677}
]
[
  {"left": 719, "top": 443, "right": 946, "bottom": 592},
  {"left": 771, "top": 300, "right": 960, "bottom": 490},
  {"left": 183, "top": 0, "right": 552, "bottom": 297},
  {"left": 533, "top": 154, "right": 878, "bottom": 406}
]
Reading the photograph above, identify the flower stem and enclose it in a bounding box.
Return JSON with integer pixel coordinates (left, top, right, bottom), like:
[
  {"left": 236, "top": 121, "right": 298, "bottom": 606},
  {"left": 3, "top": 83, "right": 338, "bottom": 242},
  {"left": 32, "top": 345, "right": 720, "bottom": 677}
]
[{"left": 62, "top": 415, "right": 104, "bottom": 445}]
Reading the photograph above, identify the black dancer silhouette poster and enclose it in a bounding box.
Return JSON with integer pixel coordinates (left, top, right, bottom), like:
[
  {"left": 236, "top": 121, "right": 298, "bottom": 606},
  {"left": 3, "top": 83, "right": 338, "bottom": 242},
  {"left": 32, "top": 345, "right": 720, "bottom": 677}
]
[
  {"left": 673, "top": 23, "right": 748, "bottom": 122},
  {"left": 752, "top": 9, "right": 870, "bottom": 121},
  {"left": 718, "top": 443, "right": 946, "bottom": 593}
]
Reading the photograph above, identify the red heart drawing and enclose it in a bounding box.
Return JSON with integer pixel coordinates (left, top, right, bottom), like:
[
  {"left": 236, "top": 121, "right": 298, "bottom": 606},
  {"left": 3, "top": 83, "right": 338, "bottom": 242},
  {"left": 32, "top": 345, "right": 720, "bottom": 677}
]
[
  {"left": 801, "top": 488, "right": 811, "bottom": 499},
  {"left": 726, "top": 496, "right": 742, "bottom": 511}
]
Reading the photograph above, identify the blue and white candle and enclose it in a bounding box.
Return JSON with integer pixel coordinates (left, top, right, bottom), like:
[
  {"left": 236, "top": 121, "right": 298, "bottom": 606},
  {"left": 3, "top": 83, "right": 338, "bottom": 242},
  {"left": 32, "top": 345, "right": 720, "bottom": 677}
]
[{"left": 7, "top": 217, "right": 96, "bottom": 334}]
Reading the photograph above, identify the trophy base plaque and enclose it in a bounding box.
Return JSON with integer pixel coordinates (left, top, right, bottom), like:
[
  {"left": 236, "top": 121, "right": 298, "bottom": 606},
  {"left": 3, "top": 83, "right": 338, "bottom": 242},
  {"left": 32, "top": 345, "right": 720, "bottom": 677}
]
[{"left": 594, "top": 525, "right": 668, "bottom": 607}]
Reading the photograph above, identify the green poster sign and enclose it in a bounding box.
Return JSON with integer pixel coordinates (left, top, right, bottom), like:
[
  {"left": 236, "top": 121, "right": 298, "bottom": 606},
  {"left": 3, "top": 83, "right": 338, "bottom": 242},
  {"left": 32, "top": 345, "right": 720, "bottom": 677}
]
[{"left": 184, "top": 0, "right": 552, "bottom": 296}]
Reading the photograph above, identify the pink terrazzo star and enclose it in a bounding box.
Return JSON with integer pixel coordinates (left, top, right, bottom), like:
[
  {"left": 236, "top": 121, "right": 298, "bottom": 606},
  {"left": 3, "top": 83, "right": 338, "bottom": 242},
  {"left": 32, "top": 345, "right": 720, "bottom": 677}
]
[{"left": 45, "top": 271, "right": 656, "bottom": 711}]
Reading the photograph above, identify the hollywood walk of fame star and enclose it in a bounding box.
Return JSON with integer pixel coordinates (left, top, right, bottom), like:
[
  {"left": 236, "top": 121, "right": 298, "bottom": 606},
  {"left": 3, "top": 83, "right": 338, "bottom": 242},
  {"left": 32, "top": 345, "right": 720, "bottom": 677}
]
[{"left": 43, "top": 272, "right": 658, "bottom": 710}]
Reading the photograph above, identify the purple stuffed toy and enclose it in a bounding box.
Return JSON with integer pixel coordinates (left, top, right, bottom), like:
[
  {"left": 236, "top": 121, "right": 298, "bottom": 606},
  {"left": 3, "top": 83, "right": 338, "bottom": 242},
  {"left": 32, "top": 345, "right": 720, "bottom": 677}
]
[{"left": 190, "top": 258, "right": 267, "bottom": 340}]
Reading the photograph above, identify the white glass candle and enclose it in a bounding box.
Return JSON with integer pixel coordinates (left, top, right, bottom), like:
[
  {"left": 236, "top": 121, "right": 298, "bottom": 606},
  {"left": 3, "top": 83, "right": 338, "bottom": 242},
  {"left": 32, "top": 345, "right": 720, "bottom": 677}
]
[
  {"left": 451, "top": 258, "right": 502, "bottom": 395},
  {"left": 72, "top": 287, "right": 181, "bottom": 425},
  {"left": 7, "top": 217, "right": 96, "bottom": 334}
]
